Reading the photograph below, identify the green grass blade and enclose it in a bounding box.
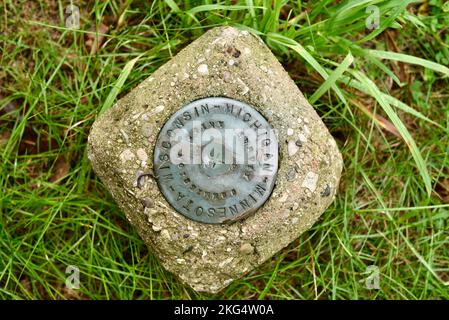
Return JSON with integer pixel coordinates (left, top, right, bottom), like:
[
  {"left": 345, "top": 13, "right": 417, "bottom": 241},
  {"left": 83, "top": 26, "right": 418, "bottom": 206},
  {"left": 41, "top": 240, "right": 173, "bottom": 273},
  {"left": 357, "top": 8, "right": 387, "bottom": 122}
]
[
  {"left": 351, "top": 70, "right": 432, "bottom": 196},
  {"left": 358, "top": 1, "right": 413, "bottom": 43},
  {"left": 384, "top": 95, "right": 444, "bottom": 130},
  {"left": 339, "top": 75, "right": 442, "bottom": 128},
  {"left": 309, "top": 52, "right": 354, "bottom": 103},
  {"left": 99, "top": 55, "right": 141, "bottom": 116},
  {"left": 267, "top": 32, "right": 348, "bottom": 105},
  {"left": 164, "top": 0, "right": 181, "bottom": 13},
  {"left": 187, "top": 5, "right": 259, "bottom": 15},
  {"left": 245, "top": 0, "right": 257, "bottom": 29},
  {"left": 369, "top": 50, "right": 449, "bottom": 76}
]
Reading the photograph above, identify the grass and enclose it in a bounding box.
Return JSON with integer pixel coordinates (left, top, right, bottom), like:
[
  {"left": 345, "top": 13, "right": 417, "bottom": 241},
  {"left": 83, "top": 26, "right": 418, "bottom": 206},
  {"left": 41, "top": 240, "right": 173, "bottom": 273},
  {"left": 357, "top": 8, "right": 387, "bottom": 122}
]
[{"left": 1, "top": 0, "right": 449, "bottom": 299}]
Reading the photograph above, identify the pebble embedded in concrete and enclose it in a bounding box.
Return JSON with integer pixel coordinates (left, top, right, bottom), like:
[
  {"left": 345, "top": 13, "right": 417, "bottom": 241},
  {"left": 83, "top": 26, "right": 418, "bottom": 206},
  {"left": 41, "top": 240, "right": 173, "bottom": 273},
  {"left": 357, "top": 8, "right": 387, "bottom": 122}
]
[
  {"left": 239, "top": 243, "right": 254, "bottom": 255},
  {"left": 197, "top": 64, "right": 209, "bottom": 75}
]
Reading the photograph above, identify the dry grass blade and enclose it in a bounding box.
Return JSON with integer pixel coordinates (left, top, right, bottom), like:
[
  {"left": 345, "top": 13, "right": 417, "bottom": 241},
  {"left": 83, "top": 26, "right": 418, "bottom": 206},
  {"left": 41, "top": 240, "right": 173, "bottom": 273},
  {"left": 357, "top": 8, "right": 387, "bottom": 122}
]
[{"left": 350, "top": 98, "right": 401, "bottom": 138}]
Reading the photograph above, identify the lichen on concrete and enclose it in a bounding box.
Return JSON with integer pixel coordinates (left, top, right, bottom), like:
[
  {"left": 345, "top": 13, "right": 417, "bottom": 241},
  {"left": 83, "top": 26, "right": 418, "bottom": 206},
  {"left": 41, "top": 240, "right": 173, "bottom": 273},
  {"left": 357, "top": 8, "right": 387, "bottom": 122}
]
[{"left": 88, "top": 26, "right": 343, "bottom": 293}]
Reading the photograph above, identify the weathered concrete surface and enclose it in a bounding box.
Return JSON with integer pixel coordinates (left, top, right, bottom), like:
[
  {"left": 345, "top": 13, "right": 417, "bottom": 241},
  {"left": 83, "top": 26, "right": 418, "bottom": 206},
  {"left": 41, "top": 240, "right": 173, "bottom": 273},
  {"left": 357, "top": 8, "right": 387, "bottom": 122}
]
[{"left": 88, "top": 26, "right": 343, "bottom": 293}]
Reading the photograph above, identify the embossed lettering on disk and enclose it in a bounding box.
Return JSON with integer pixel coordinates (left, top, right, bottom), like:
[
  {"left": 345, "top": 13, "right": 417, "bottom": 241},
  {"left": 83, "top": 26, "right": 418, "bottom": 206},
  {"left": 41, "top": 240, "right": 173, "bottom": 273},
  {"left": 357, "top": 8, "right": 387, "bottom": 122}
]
[{"left": 153, "top": 97, "right": 279, "bottom": 224}]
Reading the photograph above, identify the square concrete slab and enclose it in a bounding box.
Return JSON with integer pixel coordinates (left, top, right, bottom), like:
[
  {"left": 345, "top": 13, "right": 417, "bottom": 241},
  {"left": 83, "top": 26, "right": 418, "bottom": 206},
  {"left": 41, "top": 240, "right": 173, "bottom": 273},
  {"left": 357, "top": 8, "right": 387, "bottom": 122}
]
[{"left": 88, "top": 26, "right": 343, "bottom": 293}]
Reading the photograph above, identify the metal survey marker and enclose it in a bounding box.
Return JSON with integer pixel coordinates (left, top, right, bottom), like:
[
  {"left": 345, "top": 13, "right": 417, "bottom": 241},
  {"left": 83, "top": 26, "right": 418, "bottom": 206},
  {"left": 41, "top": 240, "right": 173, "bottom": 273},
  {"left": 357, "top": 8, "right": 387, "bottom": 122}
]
[{"left": 153, "top": 97, "right": 279, "bottom": 224}]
